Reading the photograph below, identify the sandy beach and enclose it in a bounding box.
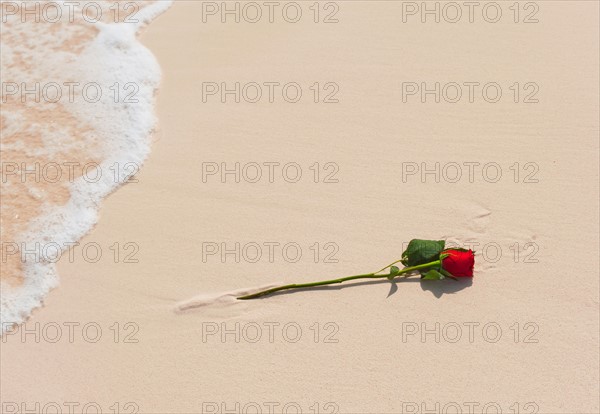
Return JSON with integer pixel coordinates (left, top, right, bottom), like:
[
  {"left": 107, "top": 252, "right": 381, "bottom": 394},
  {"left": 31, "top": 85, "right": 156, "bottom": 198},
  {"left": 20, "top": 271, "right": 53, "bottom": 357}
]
[{"left": 1, "top": 1, "right": 599, "bottom": 413}]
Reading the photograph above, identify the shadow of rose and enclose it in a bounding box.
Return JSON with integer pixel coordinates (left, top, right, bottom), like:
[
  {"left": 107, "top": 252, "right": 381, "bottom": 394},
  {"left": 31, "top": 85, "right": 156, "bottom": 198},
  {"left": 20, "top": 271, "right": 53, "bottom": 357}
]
[
  {"left": 419, "top": 277, "right": 473, "bottom": 298},
  {"left": 263, "top": 276, "right": 472, "bottom": 300}
]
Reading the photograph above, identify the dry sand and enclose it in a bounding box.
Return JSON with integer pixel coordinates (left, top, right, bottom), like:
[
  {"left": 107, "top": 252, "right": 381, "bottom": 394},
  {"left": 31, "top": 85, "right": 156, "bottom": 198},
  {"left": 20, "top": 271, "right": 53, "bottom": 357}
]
[{"left": 1, "top": 1, "right": 599, "bottom": 413}]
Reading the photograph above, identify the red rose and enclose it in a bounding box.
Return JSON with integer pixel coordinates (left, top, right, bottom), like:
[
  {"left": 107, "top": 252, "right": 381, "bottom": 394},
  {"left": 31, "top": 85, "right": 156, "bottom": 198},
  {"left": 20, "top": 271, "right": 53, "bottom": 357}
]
[{"left": 441, "top": 249, "right": 475, "bottom": 277}]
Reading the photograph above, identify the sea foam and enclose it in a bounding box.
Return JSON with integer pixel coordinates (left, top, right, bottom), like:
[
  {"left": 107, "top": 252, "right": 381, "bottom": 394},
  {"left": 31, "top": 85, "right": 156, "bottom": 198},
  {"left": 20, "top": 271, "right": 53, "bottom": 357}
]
[{"left": 0, "top": 0, "right": 172, "bottom": 334}]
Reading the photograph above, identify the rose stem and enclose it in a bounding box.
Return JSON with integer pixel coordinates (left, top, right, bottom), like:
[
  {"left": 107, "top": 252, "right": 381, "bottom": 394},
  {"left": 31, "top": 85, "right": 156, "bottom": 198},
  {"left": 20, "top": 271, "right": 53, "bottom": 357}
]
[{"left": 237, "top": 260, "right": 441, "bottom": 300}]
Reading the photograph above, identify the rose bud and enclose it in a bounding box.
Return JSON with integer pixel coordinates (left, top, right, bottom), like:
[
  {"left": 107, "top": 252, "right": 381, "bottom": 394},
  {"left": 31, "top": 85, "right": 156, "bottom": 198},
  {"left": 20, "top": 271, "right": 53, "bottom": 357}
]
[{"left": 441, "top": 249, "right": 475, "bottom": 277}]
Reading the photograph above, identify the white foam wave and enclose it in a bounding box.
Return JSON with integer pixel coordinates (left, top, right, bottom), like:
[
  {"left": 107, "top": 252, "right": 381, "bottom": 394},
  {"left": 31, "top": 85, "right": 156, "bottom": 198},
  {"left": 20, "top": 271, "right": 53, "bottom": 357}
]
[{"left": 0, "top": 0, "right": 173, "bottom": 334}]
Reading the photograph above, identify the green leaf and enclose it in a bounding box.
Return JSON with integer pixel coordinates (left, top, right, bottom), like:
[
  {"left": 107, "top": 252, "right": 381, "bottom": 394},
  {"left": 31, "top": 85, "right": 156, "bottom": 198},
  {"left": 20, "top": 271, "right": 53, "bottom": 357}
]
[
  {"left": 444, "top": 247, "right": 470, "bottom": 253},
  {"left": 421, "top": 269, "right": 445, "bottom": 280},
  {"left": 401, "top": 239, "right": 445, "bottom": 267},
  {"left": 387, "top": 265, "right": 400, "bottom": 280},
  {"left": 439, "top": 269, "right": 458, "bottom": 280}
]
